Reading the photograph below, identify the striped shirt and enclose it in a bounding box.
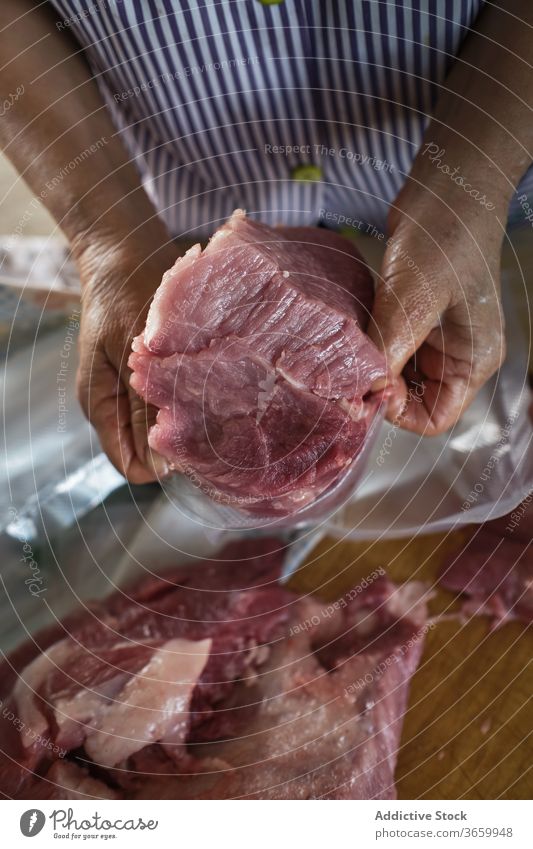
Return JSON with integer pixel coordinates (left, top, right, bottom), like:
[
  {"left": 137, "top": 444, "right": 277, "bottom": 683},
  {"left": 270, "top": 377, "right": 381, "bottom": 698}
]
[{"left": 50, "top": 0, "right": 533, "bottom": 238}]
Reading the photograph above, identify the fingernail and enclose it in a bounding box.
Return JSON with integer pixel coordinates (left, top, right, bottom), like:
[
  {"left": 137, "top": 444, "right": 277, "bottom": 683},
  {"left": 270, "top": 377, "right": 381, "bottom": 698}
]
[
  {"left": 370, "top": 376, "right": 389, "bottom": 393},
  {"left": 386, "top": 386, "right": 409, "bottom": 422},
  {"left": 147, "top": 451, "right": 170, "bottom": 479}
]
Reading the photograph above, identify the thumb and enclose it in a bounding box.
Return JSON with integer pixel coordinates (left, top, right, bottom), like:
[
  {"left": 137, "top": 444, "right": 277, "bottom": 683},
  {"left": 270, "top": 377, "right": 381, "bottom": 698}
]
[
  {"left": 128, "top": 383, "right": 169, "bottom": 479},
  {"left": 367, "top": 260, "right": 449, "bottom": 384}
]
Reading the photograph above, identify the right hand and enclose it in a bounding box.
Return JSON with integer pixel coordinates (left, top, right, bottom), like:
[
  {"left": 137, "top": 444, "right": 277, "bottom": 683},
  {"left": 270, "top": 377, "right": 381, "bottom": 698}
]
[
  {"left": 75, "top": 239, "right": 179, "bottom": 484},
  {"left": 368, "top": 186, "right": 506, "bottom": 435}
]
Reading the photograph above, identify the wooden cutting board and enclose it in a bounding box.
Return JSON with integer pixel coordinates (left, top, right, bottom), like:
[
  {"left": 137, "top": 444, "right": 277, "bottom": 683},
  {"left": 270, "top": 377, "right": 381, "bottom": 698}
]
[{"left": 287, "top": 531, "right": 533, "bottom": 799}]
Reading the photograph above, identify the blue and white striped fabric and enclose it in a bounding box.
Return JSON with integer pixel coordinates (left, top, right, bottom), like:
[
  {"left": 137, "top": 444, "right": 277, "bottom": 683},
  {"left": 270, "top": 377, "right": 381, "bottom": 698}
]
[{"left": 50, "top": 0, "right": 533, "bottom": 238}]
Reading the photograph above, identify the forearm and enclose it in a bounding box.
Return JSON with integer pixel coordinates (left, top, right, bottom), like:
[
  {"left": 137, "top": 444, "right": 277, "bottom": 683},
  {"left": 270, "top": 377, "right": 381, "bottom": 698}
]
[
  {"left": 0, "top": 0, "right": 169, "bottom": 266},
  {"left": 405, "top": 0, "right": 533, "bottom": 221}
]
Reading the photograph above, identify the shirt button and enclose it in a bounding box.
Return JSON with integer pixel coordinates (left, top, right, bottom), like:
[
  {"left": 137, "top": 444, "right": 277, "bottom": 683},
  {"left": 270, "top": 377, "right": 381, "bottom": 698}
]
[{"left": 291, "top": 164, "right": 323, "bottom": 182}]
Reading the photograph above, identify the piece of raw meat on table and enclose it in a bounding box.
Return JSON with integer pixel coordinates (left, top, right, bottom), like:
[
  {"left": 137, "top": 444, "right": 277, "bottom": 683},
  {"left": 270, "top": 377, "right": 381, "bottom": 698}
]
[
  {"left": 439, "top": 501, "right": 533, "bottom": 625},
  {"left": 0, "top": 539, "right": 426, "bottom": 799}
]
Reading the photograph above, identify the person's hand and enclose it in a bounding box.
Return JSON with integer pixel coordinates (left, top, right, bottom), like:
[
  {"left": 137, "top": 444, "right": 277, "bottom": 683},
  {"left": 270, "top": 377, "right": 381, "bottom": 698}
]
[
  {"left": 368, "top": 178, "right": 507, "bottom": 435},
  {"left": 75, "top": 239, "right": 179, "bottom": 483}
]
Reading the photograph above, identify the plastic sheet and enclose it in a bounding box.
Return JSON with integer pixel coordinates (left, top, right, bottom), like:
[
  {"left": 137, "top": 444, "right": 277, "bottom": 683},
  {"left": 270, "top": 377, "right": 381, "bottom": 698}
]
[
  {"left": 1, "top": 320, "right": 144, "bottom": 651},
  {"left": 0, "top": 321, "right": 319, "bottom": 650}
]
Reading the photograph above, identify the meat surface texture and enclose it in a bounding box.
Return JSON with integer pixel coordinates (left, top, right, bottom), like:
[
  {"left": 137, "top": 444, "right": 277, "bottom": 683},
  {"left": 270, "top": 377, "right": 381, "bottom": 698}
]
[
  {"left": 0, "top": 539, "right": 427, "bottom": 800},
  {"left": 439, "top": 501, "right": 533, "bottom": 625},
  {"left": 129, "top": 211, "right": 386, "bottom": 515}
]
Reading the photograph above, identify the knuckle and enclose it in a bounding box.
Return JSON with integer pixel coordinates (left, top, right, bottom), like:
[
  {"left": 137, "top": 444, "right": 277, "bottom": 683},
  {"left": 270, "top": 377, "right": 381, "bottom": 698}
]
[
  {"left": 129, "top": 391, "right": 157, "bottom": 429},
  {"left": 130, "top": 402, "right": 149, "bottom": 426}
]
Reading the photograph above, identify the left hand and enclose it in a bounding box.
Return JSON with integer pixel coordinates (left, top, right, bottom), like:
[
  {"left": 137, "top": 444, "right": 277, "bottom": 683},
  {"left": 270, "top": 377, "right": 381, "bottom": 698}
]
[{"left": 368, "top": 178, "right": 507, "bottom": 435}]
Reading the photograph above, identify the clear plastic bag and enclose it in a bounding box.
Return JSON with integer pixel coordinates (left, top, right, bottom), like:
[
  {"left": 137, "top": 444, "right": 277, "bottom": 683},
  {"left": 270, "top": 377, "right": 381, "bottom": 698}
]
[
  {"left": 325, "top": 229, "right": 533, "bottom": 539},
  {"left": 162, "top": 403, "right": 385, "bottom": 532},
  {"left": 162, "top": 228, "right": 533, "bottom": 535}
]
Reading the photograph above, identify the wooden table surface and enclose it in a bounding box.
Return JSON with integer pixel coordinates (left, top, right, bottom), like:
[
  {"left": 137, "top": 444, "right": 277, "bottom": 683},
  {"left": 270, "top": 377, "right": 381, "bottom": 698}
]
[{"left": 287, "top": 531, "right": 533, "bottom": 800}]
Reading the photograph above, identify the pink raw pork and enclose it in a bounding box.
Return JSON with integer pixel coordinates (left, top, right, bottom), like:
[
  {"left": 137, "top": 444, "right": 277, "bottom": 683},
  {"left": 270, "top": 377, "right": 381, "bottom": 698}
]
[
  {"left": 0, "top": 539, "right": 427, "bottom": 800},
  {"left": 439, "top": 500, "right": 533, "bottom": 625},
  {"left": 129, "top": 211, "right": 386, "bottom": 515}
]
